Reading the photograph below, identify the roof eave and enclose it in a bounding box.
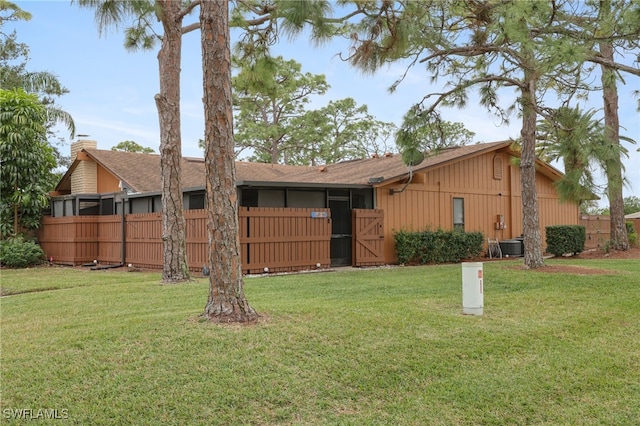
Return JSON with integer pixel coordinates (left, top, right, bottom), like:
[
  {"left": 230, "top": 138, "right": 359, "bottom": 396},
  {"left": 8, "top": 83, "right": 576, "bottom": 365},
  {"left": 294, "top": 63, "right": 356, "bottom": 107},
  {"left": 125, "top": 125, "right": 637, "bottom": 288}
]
[
  {"left": 377, "top": 141, "right": 515, "bottom": 187},
  {"left": 236, "top": 181, "right": 371, "bottom": 189},
  {"left": 54, "top": 160, "right": 79, "bottom": 192}
]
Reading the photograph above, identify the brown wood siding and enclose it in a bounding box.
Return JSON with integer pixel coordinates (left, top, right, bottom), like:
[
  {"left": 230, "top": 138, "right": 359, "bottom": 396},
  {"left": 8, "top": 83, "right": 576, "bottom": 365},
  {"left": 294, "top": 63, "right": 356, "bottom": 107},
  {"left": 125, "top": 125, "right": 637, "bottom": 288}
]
[
  {"left": 539, "top": 196, "right": 580, "bottom": 246},
  {"left": 96, "top": 164, "right": 120, "bottom": 193},
  {"left": 37, "top": 207, "right": 331, "bottom": 274},
  {"left": 376, "top": 150, "right": 579, "bottom": 263}
]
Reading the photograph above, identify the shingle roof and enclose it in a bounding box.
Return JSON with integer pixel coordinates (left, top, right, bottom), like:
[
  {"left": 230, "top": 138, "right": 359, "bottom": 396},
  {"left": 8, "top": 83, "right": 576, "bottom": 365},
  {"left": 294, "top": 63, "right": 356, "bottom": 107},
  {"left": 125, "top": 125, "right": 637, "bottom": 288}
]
[
  {"left": 85, "top": 150, "right": 205, "bottom": 193},
  {"left": 233, "top": 141, "right": 517, "bottom": 186},
  {"left": 307, "top": 141, "right": 515, "bottom": 186},
  {"left": 57, "top": 141, "right": 542, "bottom": 194}
]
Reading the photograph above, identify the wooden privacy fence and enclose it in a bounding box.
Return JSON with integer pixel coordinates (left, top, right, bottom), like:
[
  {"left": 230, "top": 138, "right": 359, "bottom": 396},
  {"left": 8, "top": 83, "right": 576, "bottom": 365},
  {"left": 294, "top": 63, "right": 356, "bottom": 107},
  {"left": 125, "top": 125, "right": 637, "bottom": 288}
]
[
  {"left": 37, "top": 207, "right": 332, "bottom": 274},
  {"left": 579, "top": 215, "right": 640, "bottom": 249}
]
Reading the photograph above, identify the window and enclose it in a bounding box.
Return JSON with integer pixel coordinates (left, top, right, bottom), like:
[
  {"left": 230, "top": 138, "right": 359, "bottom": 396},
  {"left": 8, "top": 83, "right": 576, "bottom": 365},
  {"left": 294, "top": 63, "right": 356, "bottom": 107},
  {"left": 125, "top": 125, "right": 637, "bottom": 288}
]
[
  {"left": 78, "top": 201, "right": 100, "bottom": 215},
  {"left": 188, "top": 192, "right": 205, "bottom": 210},
  {"left": 239, "top": 188, "right": 286, "bottom": 207},
  {"left": 287, "top": 190, "right": 325, "bottom": 208},
  {"left": 52, "top": 200, "right": 64, "bottom": 217},
  {"left": 352, "top": 189, "right": 374, "bottom": 209},
  {"left": 153, "top": 196, "right": 162, "bottom": 212},
  {"left": 64, "top": 199, "right": 74, "bottom": 216},
  {"left": 453, "top": 197, "right": 464, "bottom": 231},
  {"left": 131, "top": 198, "right": 152, "bottom": 214},
  {"left": 101, "top": 198, "right": 114, "bottom": 215},
  {"left": 241, "top": 189, "right": 259, "bottom": 207},
  {"left": 258, "top": 189, "right": 285, "bottom": 207}
]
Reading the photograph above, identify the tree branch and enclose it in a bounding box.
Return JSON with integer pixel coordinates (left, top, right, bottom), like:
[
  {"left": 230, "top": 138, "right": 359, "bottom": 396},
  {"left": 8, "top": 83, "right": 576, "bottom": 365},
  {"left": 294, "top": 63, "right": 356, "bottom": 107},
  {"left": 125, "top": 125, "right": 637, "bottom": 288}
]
[
  {"left": 182, "top": 21, "right": 200, "bottom": 34},
  {"left": 418, "top": 44, "right": 518, "bottom": 64},
  {"left": 178, "top": 1, "right": 199, "bottom": 21},
  {"left": 586, "top": 54, "right": 640, "bottom": 76}
]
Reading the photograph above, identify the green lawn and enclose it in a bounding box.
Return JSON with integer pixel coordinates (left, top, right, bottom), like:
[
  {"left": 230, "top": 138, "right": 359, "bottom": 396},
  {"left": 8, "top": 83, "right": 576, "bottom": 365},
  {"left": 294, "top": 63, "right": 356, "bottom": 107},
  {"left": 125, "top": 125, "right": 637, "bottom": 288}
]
[{"left": 1, "top": 259, "right": 639, "bottom": 425}]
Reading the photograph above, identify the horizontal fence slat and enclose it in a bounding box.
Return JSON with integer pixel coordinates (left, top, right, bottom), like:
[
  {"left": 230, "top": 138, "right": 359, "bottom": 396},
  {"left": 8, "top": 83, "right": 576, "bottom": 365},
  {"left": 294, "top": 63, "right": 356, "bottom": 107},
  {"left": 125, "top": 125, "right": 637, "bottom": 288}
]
[{"left": 240, "top": 235, "right": 330, "bottom": 244}]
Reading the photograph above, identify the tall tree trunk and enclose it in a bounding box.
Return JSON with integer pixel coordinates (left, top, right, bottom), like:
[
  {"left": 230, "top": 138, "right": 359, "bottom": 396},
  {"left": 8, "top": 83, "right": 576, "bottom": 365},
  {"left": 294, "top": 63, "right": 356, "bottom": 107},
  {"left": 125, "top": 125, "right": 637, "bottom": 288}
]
[
  {"left": 520, "top": 74, "right": 545, "bottom": 269},
  {"left": 599, "top": 21, "right": 628, "bottom": 251},
  {"left": 156, "top": 0, "right": 190, "bottom": 282},
  {"left": 201, "top": 0, "right": 258, "bottom": 323},
  {"left": 13, "top": 184, "right": 19, "bottom": 236}
]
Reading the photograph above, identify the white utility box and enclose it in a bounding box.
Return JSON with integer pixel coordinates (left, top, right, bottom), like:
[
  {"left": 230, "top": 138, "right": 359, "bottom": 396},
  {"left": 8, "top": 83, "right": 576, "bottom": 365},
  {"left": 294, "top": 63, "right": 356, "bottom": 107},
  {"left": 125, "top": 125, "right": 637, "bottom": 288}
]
[{"left": 462, "top": 262, "right": 484, "bottom": 315}]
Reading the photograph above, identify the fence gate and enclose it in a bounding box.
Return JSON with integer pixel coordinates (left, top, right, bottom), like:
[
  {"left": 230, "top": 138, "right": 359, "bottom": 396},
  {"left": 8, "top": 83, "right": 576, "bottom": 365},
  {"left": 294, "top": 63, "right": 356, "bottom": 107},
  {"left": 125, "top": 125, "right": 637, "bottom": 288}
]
[{"left": 352, "top": 209, "right": 385, "bottom": 267}]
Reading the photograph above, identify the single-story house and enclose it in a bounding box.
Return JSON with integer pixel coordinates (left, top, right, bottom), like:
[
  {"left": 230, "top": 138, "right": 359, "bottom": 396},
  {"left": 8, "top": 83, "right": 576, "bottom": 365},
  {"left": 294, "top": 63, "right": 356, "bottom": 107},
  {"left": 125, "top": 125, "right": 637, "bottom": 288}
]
[
  {"left": 43, "top": 139, "right": 579, "bottom": 269},
  {"left": 626, "top": 211, "right": 640, "bottom": 220}
]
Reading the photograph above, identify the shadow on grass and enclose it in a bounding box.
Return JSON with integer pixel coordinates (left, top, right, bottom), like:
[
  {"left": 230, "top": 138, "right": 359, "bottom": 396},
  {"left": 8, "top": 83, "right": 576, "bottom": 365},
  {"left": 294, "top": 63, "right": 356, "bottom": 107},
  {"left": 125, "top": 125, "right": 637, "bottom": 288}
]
[{"left": 1, "top": 286, "right": 60, "bottom": 297}]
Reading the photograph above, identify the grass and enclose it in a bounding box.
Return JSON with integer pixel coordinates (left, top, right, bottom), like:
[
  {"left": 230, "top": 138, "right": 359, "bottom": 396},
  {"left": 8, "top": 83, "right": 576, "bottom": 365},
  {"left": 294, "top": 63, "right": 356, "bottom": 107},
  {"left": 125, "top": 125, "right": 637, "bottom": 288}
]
[
  {"left": 1, "top": 259, "right": 639, "bottom": 425},
  {"left": 0, "top": 266, "right": 154, "bottom": 296}
]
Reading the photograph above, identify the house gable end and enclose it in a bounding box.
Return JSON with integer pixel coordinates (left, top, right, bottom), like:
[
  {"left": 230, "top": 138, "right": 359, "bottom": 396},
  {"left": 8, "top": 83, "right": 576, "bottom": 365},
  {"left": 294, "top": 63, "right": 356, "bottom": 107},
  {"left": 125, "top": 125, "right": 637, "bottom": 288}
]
[{"left": 54, "top": 149, "right": 125, "bottom": 195}]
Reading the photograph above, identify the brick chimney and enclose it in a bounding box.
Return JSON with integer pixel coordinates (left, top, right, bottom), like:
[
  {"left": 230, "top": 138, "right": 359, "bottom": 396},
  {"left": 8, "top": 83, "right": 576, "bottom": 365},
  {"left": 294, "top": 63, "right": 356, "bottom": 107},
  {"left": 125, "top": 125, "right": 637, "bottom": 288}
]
[{"left": 70, "top": 139, "right": 98, "bottom": 194}]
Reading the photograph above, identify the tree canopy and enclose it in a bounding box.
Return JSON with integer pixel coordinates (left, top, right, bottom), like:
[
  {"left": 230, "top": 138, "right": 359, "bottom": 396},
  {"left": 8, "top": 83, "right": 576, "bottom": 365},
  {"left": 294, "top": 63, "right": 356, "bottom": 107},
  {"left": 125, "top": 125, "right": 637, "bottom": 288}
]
[
  {"left": 1, "top": 0, "right": 75, "bottom": 167},
  {"left": 232, "top": 54, "right": 400, "bottom": 166},
  {"left": 623, "top": 196, "right": 640, "bottom": 215},
  {"left": 286, "top": 97, "right": 399, "bottom": 166},
  {"left": 0, "top": 88, "right": 57, "bottom": 238},
  {"left": 232, "top": 55, "right": 329, "bottom": 164},
  {"left": 111, "top": 140, "right": 155, "bottom": 153},
  {"left": 334, "top": 0, "right": 640, "bottom": 266},
  {"left": 586, "top": 196, "right": 640, "bottom": 216},
  {"left": 396, "top": 104, "right": 474, "bottom": 167},
  {"left": 535, "top": 106, "right": 633, "bottom": 204}
]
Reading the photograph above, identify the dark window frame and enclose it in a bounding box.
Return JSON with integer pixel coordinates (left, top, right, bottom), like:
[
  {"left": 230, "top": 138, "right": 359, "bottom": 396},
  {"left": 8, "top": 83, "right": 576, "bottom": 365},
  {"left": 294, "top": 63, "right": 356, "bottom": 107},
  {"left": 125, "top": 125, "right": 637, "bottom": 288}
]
[{"left": 453, "top": 197, "right": 465, "bottom": 231}]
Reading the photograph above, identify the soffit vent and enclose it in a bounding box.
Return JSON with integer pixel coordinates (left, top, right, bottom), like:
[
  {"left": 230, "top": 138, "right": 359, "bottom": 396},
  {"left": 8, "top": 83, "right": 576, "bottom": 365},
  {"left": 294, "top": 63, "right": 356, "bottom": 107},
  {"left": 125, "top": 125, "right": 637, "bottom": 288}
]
[{"left": 493, "top": 155, "right": 503, "bottom": 180}]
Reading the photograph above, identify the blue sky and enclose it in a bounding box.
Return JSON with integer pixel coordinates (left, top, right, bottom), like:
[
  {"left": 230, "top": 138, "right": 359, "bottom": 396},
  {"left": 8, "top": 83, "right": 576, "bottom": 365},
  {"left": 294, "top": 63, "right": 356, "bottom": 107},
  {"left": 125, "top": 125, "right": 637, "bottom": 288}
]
[{"left": 8, "top": 1, "right": 640, "bottom": 202}]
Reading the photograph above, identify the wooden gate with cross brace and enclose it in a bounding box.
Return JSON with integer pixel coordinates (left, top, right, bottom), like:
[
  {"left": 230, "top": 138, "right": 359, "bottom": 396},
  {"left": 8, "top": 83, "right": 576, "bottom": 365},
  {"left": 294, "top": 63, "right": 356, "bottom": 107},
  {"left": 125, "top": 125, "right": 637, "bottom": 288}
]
[{"left": 352, "top": 209, "right": 385, "bottom": 267}]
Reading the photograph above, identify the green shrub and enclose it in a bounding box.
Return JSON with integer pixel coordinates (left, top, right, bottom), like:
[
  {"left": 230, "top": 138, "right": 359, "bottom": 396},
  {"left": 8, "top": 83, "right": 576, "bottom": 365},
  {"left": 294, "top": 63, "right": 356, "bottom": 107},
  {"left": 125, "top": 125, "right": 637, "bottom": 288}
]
[
  {"left": 626, "top": 221, "right": 636, "bottom": 235},
  {"left": 394, "top": 228, "right": 484, "bottom": 264},
  {"left": 0, "top": 237, "right": 45, "bottom": 268},
  {"left": 545, "top": 225, "right": 586, "bottom": 256},
  {"left": 394, "top": 230, "right": 422, "bottom": 264}
]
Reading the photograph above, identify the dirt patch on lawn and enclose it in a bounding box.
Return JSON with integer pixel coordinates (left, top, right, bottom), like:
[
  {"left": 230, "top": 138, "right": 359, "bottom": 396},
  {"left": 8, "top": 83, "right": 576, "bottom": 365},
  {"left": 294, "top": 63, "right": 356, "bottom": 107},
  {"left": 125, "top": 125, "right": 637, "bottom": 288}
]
[
  {"left": 530, "top": 264, "right": 619, "bottom": 275},
  {"left": 507, "top": 246, "right": 639, "bottom": 275},
  {"left": 572, "top": 246, "right": 640, "bottom": 260}
]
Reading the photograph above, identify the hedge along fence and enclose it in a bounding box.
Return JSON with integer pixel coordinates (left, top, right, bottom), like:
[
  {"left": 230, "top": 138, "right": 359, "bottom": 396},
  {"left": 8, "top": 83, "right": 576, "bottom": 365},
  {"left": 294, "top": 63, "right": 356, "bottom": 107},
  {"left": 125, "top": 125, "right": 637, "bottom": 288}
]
[
  {"left": 545, "top": 225, "right": 586, "bottom": 256},
  {"left": 394, "top": 229, "right": 485, "bottom": 264}
]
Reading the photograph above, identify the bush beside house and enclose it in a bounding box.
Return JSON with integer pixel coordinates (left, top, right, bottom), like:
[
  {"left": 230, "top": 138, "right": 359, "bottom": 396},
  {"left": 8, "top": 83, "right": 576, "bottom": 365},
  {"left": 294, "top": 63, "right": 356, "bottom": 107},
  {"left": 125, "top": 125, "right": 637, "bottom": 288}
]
[
  {"left": 394, "top": 229, "right": 484, "bottom": 264},
  {"left": 545, "top": 225, "right": 586, "bottom": 256},
  {"left": 0, "top": 237, "right": 45, "bottom": 268}
]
